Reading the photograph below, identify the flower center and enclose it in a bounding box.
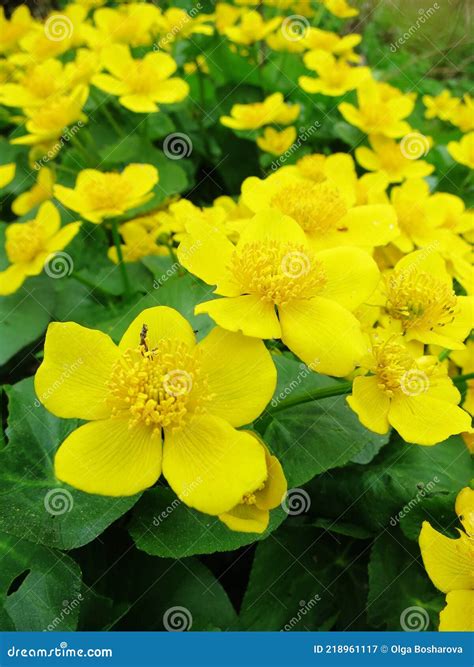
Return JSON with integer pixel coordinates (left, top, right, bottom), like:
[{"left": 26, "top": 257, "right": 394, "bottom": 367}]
[
  {"left": 270, "top": 181, "right": 348, "bottom": 235},
  {"left": 89, "top": 174, "right": 132, "bottom": 211},
  {"left": 107, "top": 335, "right": 212, "bottom": 433},
  {"left": 6, "top": 222, "right": 45, "bottom": 264},
  {"left": 373, "top": 342, "right": 424, "bottom": 397},
  {"left": 230, "top": 240, "right": 326, "bottom": 305},
  {"left": 128, "top": 62, "right": 155, "bottom": 95},
  {"left": 296, "top": 155, "right": 327, "bottom": 183},
  {"left": 386, "top": 270, "right": 457, "bottom": 332}
]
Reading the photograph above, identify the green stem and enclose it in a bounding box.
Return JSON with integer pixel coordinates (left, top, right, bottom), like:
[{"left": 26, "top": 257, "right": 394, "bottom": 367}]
[
  {"left": 95, "top": 97, "right": 125, "bottom": 138},
  {"left": 110, "top": 219, "right": 131, "bottom": 297},
  {"left": 70, "top": 134, "right": 90, "bottom": 164},
  {"left": 438, "top": 348, "right": 451, "bottom": 361},
  {"left": 268, "top": 381, "right": 353, "bottom": 413},
  {"left": 453, "top": 372, "right": 474, "bottom": 385}
]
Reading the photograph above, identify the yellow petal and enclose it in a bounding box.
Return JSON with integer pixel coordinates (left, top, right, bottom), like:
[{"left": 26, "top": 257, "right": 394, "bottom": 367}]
[
  {"left": 0, "top": 264, "right": 26, "bottom": 295},
  {"left": 195, "top": 295, "right": 281, "bottom": 339},
  {"left": 455, "top": 487, "right": 474, "bottom": 538},
  {"left": 439, "top": 590, "right": 474, "bottom": 631},
  {"left": 419, "top": 521, "right": 474, "bottom": 593},
  {"left": 55, "top": 417, "right": 162, "bottom": 496},
  {"left": 36, "top": 201, "right": 61, "bottom": 238},
  {"left": 339, "top": 205, "right": 399, "bottom": 246},
  {"left": 101, "top": 43, "right": 133, "bottom": 79},
  {"left": 237, "top": 209, "right": 307, "bottom": 248},
  {"left": 347, "top": 375, "right": 390, "bottom": 434},
  {"left": 92, "top": 73, "right": 129, "bottom": 96},
  {"left": 119, "top": 95, "right": 159, "bottom": 113},
  {"left": 119, "top": 306, "right": 195, "bottom": 352},
  {"left": 197, "top": 326, "right": 276, "bottom": 427},
  {"left": 278, "top": 296, "right": 366, "bottom": 376},
  {"left": 151, "top": 78, "right": 189, "bottom": 104},
  {"left": 45, "top": 222, "right": 81, "bottom": 253},
  {"left": 121, "top": 163, "right": 159, "bottom": 198},
  {"left": 162, "top": 415, "right": 267, "bottom": 515},
  {"left": 0, "top": 163, "right": 15, "bottom": 188},
  {"left": 219, "top": 503, "right": 270, "bottom": 534},
  {"left": 316, "top": 246, "right": 380, "bottom": 310},
  {"left": 389, "top": 392, "right": 472, "bottom": 445},
  {"left": 35, "top": 321, "right": 120, "bottom": 420},
  {"left": 256, "top": 444, "right": 287, "bottom": 511}
]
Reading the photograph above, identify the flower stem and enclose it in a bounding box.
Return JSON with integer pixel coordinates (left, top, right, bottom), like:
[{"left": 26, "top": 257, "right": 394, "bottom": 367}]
[
  {"left": 267, "top": 381, "right": 353, "bottom": 413},
  {"left": 110, "top": 219, "right": 131, "bottom": 297},
  {"left": 453, "top": 372, "right": 474, "bottom": 385}
]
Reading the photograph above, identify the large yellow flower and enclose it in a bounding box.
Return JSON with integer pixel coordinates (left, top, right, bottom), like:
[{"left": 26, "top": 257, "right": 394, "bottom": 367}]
[
  {"left": 299, "top": 51, "right": 370, "bottom": 97},
  {"left": 178, "top": 210, "right": 380, "bottom": 376},
  {"left": 35, "top": 307, "right": 277, "bottom": 516},
  {"left": 240, "top": 163, "right": 398, "bottom": 251},
  {"left": 382, "top": 250, "right": 473, "bottom": 350},
  {"left": 0, "top": 5, "right": 33, "bottom": 54},
  {"left": 220, "top": 93, "right": 299, "bottom": 131},
  {"left": 339, "top": 80, "right": 415, "bottom": 138},
  {"left": 449, "top": 94, "right": 474, "bottom": 133},
  {"left": 92, "top": 44, "right": 189, "bottom": 113},
  {"left": 355, "top": 135, "right": 434, "bottom": 183},
  {"left": 224, "top": 10, "right": 281, "bottom": 45},
  {"left": 302, "top": 28, "right": 362, "bottom": 62},
  {"left": 0, "top": 202, "right": 80, "bottom": 295},
  {"left": 347, "top": 337, "right": 472, "bottom": 445},
  {"left": 419, "top": 487, "right": 474, "bottom": 631},
  {"left": 107, "top": 221, "right": 168, "bottom": 264},
  {"left": 322, "top": 0, "right": 358, "bottom": 18},
  {"left": 88, "top": 4, "right": 160, "bottom": 48},
  {"left": 448, "top": 132, "right": 474, "bottom": 170},
  {"left": 54, "top": 164, "right": 159, "bottom": 224},
  {"left": 0, "top": 59, "right": 67, "bottom": 108}
]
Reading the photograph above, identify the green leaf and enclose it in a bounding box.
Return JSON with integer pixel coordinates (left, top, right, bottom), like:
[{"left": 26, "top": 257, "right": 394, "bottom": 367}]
[
  {"left": 306, "top": 435, "right": 471, "bottom": 537},
  {"left": 0, "top": 532, "right": 82, "bottom": 631},
  {"left": 0, "top": 378, "right": 139, "bottom": 549},
  {"left": 261, "top": 356, "right": 389, "bottom": 487},
  {"left": 129, "top": 487, "right": 287, "bottom": 558},
  {"left": 0, "top": 277, "right": 55, "bottom": 366},
  {"left": 107, "top": 549, "right": 238, "bottom": 631},
  {"left": 367, "top": 529, "right": 443, "bottom": 630}
]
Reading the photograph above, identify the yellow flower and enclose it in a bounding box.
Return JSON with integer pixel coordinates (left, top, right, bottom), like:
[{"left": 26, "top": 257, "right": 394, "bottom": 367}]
[
  {"left": 12, "top": 167, "right": 54, "bottom": 216},
  {"left": 356, "top": 135, "right": 434, "bottom": 183},
  {"left": 419, "top": 487, "right": 474, "bottom": 631},
  {"left": 347, "top": 337, "right": 471, "bottom": 445},
  {"left": 0, "top": 163, "right": 15, "bottom": 188},
  {"left": 256, "top": 126, "right": 296, "bottom": 155},
  {"left": 155, "top": 198, "right": 230, "bottom": 242},
  {"left": 266, "top": 30, "right": 305, "bottom": 54},
  {"left": 220, "top": 92, "right": 299, "bottom": 131},
  {"left": 20, "top": 6, "right": 87, "bottom": 61},
  {"left": 34, "top": 307, "right": 276, "bottom": 514},
  {"left": 11, "top": 85, "right": 88, "bottom": 148},
  {"left": 448, "top": 132, "right": 474, "bottom": 170},
  {"left": 241, "top": 163, "right": 398, "bottom": 251},
  {"left": 422, "top": 90, "right": 459, "bottom": 121},
  {"left": 155, "top": 8, "right": 214, "bottom": 47},
  {"left": 0, "top": 6, "right": 33, "bottom": 54},
  {"left": 224, "top": 10, "right": 281, "bottom": 45},
  {"left": 382, "top": 250, "right": 473, "bottom": 350},
  {"left": 54, "top": 164, "right": 159, "bottom": 224},
  {"left": 0, "top": 202, "right": 80, "bottom": 296},
  {"left": 219, "top": 439, "right": 287, "bottom": 534},
  {"left": 88, "top": 4, "right": 160, "bottom": 48},
  {"left": 108, "top": 221, "right": 168, "bottom": 264},
  {"left": 302, "top": 28, "right": 362, "bottom": 62},
  {"left": 339, "top": 80, "right": 415, "bottom": 138},
  {"left": 449, "top": 94, "right": 474, "bottom": 132},
  {"left": 299, "top": 51, "right": 370, "bottom": 96},
  {"left": 178, "top": 210, "right": 380, "bottom": 376},
  {"left": 92, "top": 44, "right": 189, "bottom": 113},
  {"left": 0, "top": 59, "right": 67, "bottom": 108},
  {"left": 215, "top": 3, "right": 242, "bottom": 34},
  {"left": 322, "top": 0, "right": 358, "bottom": 18}
]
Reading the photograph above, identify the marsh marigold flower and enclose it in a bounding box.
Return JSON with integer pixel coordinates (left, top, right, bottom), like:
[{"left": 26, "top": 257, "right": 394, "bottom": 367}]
[
  {"left": 54, "top": 164, "right": 159, "bottom": 223},
  {"left": 299, "top": 51, "right": 370, "bottom": 97},
  {"left": 422, "top": 90, "right": 459, "bottom": 121},
  {"left": 0, "top": 163, "right": 15, "bottom": 188},
  {"left": 449, "top": 94, "right": 474, "bottom": 133},
  {"left": 224, "top": 10, "right": 281, "bottom": 45},
  {"left": 339, "top": 80, "right": 415, "bottom": 138},
  {"left": 92, "top": 44, "right": 189, "bottom": 113},
  {"left": 220, "top": 92, "right": 299, "bottom": 131},
  {"left": 35, "top": 306, "right": 278, "bottom": 517},
  {"left": 447, "top": 132, "right": 474, "bottom": 170},
  {"left": 12, "top": 167, "right": 54, "bottom": 216},
  {"left": 322, "top": 0, "right": 358, "bottom": 18},
  {"left": 0, "top": 202, "right": 80, "bottom": 295},
  {"left": 347, "top": 336, "right": 471, "bottom": 445},
  {"left": 355, "top": 135, "right": 434, "bottom": 183},
  {"left": 178, "top": 210, "right": 380, "bottom": 376},
  {"left": 419, "top": 487, "right": 474, "bottom": 631},
  {"left": 107, "top": 221, "right": 168, "bottom": 264},
  {"left": 256, "top": 126, "right": 296, "bottom": 155}
]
